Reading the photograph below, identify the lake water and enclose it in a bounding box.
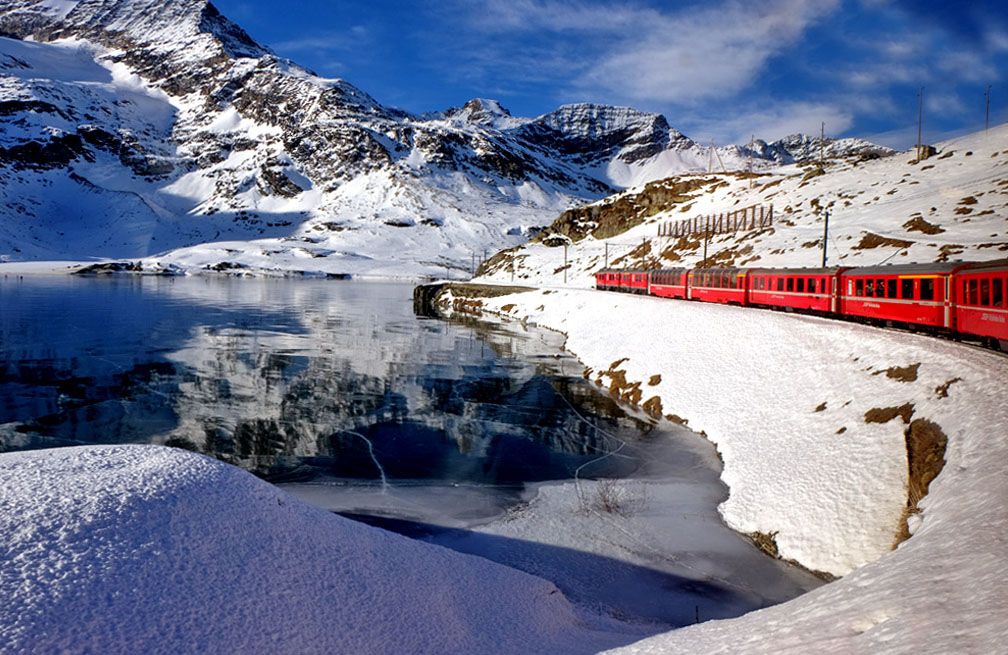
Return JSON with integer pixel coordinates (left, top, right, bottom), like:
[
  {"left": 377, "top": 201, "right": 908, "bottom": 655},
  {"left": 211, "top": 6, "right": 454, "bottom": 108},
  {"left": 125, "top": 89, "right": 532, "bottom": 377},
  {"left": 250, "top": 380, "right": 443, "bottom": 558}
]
[
  {"left": 1, "top": 277, "right": 684, "bottom": 511},
  {"left": 0, "top": 276, "right": 821, "bottom": 627}
]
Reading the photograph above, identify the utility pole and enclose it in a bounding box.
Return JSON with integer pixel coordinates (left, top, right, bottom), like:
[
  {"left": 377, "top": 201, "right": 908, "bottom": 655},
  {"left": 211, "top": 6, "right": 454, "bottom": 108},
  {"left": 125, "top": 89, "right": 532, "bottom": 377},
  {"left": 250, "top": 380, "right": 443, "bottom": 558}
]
[
  {"left": 563, "top": 243, "right": 568, "bottom": 285},
  {"left": 471, "top": 252, "right": 475, "bottom": 277},
  {"left": 985, "top": 84, "right": 991, "bottom": 132},
  {"left": 748, "top": 134, "right": 754, "bottom": 189},
  {"left": 821, "top": 208, "right": 830, "bottom": 268},
  {"left": 702, "top": 228, "right": 709, "bottom": 268},
  {"left": 916, "top": 86, "right": 925, "bottom": 161},
  {"left": 604, "top": 242, "right": 609, "bottom": 267},
  {"left": 819, "top": 122, "right": 825, "bottom": 167}
]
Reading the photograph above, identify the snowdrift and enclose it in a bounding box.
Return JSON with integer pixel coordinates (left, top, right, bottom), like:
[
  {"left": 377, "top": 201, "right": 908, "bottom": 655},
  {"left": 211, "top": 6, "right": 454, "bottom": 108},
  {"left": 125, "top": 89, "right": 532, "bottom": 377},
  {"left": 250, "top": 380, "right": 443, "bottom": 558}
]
[{"left": 0, "top": 445, "right": 637, "bottom": 654}]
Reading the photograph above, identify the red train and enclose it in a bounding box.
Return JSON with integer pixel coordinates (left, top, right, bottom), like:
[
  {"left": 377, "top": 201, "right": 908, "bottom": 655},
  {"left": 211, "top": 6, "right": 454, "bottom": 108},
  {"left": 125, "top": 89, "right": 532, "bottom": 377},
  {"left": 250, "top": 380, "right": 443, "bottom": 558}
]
[{"left": 594, "top": 260, "right": 1008, "bottom": 350}]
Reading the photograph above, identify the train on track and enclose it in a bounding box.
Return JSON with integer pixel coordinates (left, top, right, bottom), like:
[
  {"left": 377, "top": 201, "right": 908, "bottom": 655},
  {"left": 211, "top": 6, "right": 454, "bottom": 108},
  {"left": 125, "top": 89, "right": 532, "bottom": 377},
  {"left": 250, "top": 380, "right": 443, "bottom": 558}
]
[{"left": 594, "top": 259, "right": 1008, "bottom": 351}]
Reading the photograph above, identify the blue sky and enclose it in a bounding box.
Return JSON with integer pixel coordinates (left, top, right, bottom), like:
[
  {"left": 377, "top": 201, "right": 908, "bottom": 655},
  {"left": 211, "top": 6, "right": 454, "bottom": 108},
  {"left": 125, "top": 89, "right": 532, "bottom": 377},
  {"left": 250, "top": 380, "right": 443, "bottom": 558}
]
[{"left": 213, "top": 0, "right": 1007, "bottom": 148}]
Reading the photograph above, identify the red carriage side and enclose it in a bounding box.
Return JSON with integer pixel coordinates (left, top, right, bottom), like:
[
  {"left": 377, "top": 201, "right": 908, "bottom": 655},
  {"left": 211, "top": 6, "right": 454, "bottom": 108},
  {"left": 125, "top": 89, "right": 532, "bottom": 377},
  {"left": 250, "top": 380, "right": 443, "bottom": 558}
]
[
  {"left": 749, "top": 267, "right": 845, "bottom": 313},
  {"left": 648, "top": 268, "right": 688, "bottom": 299},
  {"left": 688, "top": 268, "right": 749, "bottom": 305},
  {"left": 954, "top": 259, "right": 1008, "bottom": 345},
  {"left": 838, "top": 263, "right": 962, "bottom": 329}
]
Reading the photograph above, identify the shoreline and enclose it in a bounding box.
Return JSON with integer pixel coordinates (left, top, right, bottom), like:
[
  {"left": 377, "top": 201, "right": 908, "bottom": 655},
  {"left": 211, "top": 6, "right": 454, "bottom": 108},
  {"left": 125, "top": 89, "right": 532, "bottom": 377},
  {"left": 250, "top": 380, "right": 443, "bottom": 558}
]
[{"left": 421, "top": 281, "right": 1008, "bottom": 652}]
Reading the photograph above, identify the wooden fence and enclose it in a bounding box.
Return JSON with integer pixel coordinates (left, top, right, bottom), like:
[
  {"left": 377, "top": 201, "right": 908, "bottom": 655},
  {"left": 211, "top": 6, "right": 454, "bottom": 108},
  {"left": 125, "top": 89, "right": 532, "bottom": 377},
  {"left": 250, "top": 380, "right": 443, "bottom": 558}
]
[{"left": 658, "top": 204, "right": 773, "bottom": 238}]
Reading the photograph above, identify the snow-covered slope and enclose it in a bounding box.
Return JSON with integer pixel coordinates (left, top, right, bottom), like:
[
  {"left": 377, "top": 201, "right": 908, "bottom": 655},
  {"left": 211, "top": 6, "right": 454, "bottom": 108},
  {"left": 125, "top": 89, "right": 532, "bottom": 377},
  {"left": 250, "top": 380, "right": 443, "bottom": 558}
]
[
  {"left": 438, "top": 286, "right": 1008, "bottom": 653},
  {"left": 478, "top": 124, "right": 1008, "bottom": 287},
  {"left": 0, "top": 444, "right": 645, "bottom": 654},
  {"left": 0, "top": 0, "right": 889, "bottom": 276}
]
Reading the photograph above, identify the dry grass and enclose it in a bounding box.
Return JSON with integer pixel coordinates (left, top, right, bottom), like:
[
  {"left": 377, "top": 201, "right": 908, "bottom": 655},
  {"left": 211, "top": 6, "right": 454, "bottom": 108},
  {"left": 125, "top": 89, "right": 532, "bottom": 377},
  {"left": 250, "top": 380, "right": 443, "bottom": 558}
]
[
  {"left": 873, "top": 363, "right": 921, "bottom": 383},
  {"left": 934, "top": 377, "right": 962, "bottom": 399},
  {"left": 864, "top": 403, "right": 915, "bottom": 424},
  {"left": 893, "top": 419, "right": 948, "bottom": 546},
  {"left": 577, "top": 478, "right": 649, "bottom": 517},
  {"left": 749, "top": 531, "right": 780, "bottom": 558},
  {"left": 641, "top": 395, "right": 663, "bottom": 418},
  {"left": 903, "top": 216, "right": 945, "bottom": 235},
  {"left": 853, "top": 232, "right": 914, "bottom": 250}
]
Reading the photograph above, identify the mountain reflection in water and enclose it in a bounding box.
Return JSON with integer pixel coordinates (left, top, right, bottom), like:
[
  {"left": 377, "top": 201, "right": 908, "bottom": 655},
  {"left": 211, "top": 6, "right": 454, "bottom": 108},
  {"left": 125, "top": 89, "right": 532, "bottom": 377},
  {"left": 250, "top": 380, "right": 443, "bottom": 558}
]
[{"left": 1, "top": 277, "right": 669, "bottom": 484}]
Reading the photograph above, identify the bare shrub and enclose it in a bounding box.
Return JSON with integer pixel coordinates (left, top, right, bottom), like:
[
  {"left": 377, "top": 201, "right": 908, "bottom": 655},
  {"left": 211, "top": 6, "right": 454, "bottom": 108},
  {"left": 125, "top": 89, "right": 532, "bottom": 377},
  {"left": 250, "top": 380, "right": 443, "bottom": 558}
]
[{"left": 577, "top": 478, "right": 648, "bottom": 517}]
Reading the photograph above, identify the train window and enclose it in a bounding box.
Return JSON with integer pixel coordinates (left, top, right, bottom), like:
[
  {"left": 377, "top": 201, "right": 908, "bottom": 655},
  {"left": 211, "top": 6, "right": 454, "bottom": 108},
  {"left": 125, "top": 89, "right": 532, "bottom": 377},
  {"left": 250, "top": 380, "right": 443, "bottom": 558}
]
[
  {"left": 865, "top": 279, "right": 874, "bottom": 297},
  {"left": 887, "top": 279, "right": 897, "bottom": 298},
  {"left": 797, "top": 278, "right": 805, "bottom": 293},
  {"left": 776, "top": 278, "right": 783, "bottom": 291},
  {"left": 855, "top": 279, "right": 864, "bottom": 296},
  {"left": 901, "top": 278, "right": 913, "bottom": 299},
  {"left": 968, "top": 279, "right": 978, "bottom": 305},
  {"left": 921, "top": 278, "right": 935, "bottom": 301},
  {"left": 786, "top": 278, "right": 794, "bottom": 292},
  {"left": 994, "top": 278, "right": 1004, "bottom": 307},
  {"left": 981, "top": 279, "right": 991, "bottom": 306}
]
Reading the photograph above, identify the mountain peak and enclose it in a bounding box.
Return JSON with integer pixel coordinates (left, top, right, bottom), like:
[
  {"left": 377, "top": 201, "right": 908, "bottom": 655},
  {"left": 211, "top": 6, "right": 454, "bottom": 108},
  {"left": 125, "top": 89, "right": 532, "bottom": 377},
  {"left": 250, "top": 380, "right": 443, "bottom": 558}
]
[{"left": 443, "top": 98, "right": 522, "bottom": 129}]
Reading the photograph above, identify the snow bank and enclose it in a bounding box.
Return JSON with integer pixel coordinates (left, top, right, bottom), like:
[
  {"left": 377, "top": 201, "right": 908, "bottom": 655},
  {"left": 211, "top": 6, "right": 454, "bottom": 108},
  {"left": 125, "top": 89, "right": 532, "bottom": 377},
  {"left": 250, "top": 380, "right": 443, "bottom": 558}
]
[
  {"left": 0, "top": 445, "right": 640, "bottom": 654},
  {"left": 450, "top": 288, "right": 1008, "bottom": 651}
]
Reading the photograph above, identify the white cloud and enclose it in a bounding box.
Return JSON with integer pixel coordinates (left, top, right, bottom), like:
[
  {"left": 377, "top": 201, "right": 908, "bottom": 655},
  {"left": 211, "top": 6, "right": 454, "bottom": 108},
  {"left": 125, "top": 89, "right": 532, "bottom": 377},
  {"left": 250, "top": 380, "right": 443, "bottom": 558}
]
[
  {"left": 442, "top": 0, "right": 840, "bottom": 105},
  {"left": 682, "top": 101, "right": 854, "bottom": 145},
  {"left": 574, "top": 0, "right": 841, "bottom": 104}
]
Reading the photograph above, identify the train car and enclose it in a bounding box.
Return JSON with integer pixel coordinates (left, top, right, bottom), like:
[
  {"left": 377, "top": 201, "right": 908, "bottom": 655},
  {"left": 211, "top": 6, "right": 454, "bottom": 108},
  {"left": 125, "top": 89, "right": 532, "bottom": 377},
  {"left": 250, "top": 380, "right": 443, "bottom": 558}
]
[
  {"left": 594, "top": 268, "right": 620, "bottom": 291},
  {"left": 618, "top": 269, "right": 650, "bottom": 295},
  {"left": 839, "top": 263, "right": 962, "bottom": 329},
  {"left": 953, "top": 259, "right": 1008, "bottom": 345},
  {"left": 749, "top": 267, "right": 845, "bottom": 313},
  {"left": 649, "top": 268, "right": 689, "bottom": 299},
  {"left": 688, "top": 267, "right": 749, "bottom": 305}
]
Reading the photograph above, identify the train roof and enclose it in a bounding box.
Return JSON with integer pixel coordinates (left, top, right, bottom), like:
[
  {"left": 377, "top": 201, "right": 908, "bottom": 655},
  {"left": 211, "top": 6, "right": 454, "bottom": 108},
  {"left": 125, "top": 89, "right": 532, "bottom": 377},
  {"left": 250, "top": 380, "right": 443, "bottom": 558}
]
[
  {"left": 595, "top": 267, "right": 649, "bottom": 274},
  {"left": 842, "top": 261, "right": 968, "bottom": 276},
  {"left": 958, "top": 258, "right": 1008, "bottom": 273},
  {"left": 747, "top": 266, "right": 846, "bottom": 275}
]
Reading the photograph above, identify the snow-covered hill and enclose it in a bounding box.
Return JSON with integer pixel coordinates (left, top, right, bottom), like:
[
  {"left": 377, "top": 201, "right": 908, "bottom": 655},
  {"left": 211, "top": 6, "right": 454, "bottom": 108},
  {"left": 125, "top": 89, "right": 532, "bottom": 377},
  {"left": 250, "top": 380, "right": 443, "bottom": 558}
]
[
  {"left": 477, "top": 124, "right": 1008, "bottom": 286},
  {"left": 0, "top": 0, "right": 889, "bottom": 277}
]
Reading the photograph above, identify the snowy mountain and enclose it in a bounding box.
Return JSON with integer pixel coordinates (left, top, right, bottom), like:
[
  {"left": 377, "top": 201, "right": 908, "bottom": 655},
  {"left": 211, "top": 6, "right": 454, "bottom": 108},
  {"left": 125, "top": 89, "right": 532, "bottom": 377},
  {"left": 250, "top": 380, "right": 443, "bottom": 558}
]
[{"left": 0, "top": 0, "right": 890, "bottom": 276}]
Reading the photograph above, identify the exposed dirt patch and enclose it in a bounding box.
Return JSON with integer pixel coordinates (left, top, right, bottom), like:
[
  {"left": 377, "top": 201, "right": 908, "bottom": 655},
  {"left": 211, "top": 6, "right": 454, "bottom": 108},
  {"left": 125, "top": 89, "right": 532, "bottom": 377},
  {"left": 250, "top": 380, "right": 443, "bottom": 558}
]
[
  {"left": 665, "top": 414, "right": 689, "bottom": 425},
  {"left": 748, "top": 530, "right": 836, "bottom": 581},
  {"left": 853, "top": 232, "right": 913, "bottom": 250},
  {"left": 864, "top": 403, "right": 915, "bottom": 424},
  {"left": 500, "top": 303, "right": 516, "bottom": 313},
  {"left": 537, "top": 176, "right": 724, "bottom": 243},
  {"left": 836, "top": 426, "right": 847, "bottom": 434},
  {"left": 954, "top": 206, "right": 973, "bottom": 215},
  {"left": 959, "top": 195, "right": 978, "bottom": 205},
  {"left": 937, "top": 244, "right": 965, "bottom": 261},
  {"left": 612, "top": 240, "right": 653, "bottom": 267},
  {"left": 894, "top": 419, "right": 948, "bottom": 546},
  {"left": 814, "top": 402, "right": 827, "bottom": 412},
  {"left": 872, "top": 363, "right": 920, "bottom": 382},
  {"left": 697, "top": 243, "right": 754, "bottom": 268},
  {"left": 647, "top": 374, "right": 662, "bottom": 386},
  {"left": 641, "top": 395, "right": 663, "bottom": 418},
  {"left": 749, "top": 530, "right": 779, "bottom": 558},
  {"left": 903, "top": 216, "right": 945, "bottom": 235},
  {"left": 660, "top": 236, "right": 701, "bottom": 262},
  {"left": 934, "top": 377, "right": 962, "bottom": 399}
]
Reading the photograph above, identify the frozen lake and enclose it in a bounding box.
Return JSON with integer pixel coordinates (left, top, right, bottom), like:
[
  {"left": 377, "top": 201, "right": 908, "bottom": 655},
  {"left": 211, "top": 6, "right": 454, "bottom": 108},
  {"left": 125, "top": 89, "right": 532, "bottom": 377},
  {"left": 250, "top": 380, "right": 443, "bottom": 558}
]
[{"left": 0, "top": 276, "right": 822, "bottom": 627}]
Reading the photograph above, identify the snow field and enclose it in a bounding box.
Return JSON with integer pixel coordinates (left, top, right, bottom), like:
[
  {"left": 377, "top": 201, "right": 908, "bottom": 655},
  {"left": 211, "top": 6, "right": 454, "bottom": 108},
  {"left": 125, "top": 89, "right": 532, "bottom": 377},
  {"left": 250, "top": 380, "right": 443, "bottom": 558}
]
[
  {"left": 0, "top": 445, "right": 646, "bottom": 655},
  {"left": 452, "top": 287, "right": 1008, "bottom": 653}
]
